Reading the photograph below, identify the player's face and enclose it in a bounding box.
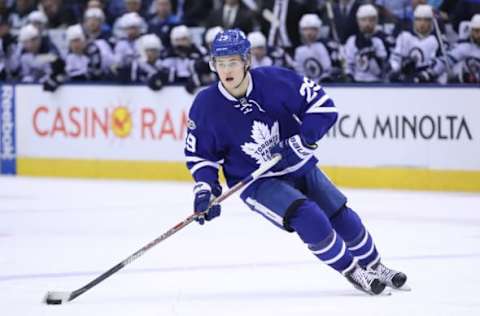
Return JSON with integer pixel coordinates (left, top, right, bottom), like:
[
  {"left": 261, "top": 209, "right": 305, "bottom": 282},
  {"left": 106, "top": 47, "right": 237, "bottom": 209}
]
[
  {"left": 358, "top": 16, "right": 377, "bottom": 34},
  {"left": 23, "top": 37, "right": 41, "bottom": 53},
  {"left": 215, "top": 55, "right": 247, "bottom": 89},
  {"left": 146, "top": 48, "right": 160, "bottom": 63},
  {"left": 85, "top": 17, "right": 101, "bottom": 33},
  {"left": 471, "top": 28, "right": 480, "bottom": 45},
  {"left": 69, "top": 38, "right": 86, "bottom": 54},
  {"left": 301, "top": 27, "right": 319, "bottom": 44},
  {"left": 126, "top": 26, "right": 140, "bottom": 40},
  {"left": 251, "top": 46, "right": 266, "bottom": 59},
  {"left": 414, "top": 18, "right": 432, "bottom": 36}
]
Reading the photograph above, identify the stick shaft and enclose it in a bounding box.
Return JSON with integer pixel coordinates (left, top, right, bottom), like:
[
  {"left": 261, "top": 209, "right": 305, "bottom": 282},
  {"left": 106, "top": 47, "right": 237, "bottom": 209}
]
[{"left": 64, "top": 156, "right": 280, "bottom": 302}]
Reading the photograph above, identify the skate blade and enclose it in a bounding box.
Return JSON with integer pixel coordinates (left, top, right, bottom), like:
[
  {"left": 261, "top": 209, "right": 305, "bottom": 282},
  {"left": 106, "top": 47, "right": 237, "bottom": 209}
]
[{"left": 393, "top": 284, "right": 412, "bottom": 292}]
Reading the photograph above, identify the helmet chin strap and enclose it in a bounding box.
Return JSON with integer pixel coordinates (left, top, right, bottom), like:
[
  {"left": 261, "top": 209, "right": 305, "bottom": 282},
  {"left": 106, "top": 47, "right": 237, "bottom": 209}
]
[{"left": 233, "top": 60, "right": 251, "bottom": 91}]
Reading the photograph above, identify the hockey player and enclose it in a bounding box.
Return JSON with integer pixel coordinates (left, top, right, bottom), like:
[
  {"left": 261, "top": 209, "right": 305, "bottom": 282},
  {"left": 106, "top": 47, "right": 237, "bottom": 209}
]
[
  {"left": 247, "top": 32, "right": 273, "bottom": 69},
  {"left": 389, "top": 4, "right": 447, "bottom": 83},
  {"left": 344, "top": 4, "right": 390, "bottom": 82},
  {"left": 161, "top": 25, "right": 208, "bottom": 90},
  {"left": 83, "top": 8, "right": 112, "bottom": 42},
  {"left": 428, "top": 14, "right": 480, "bottom": 84},
  {"left": 118, "top": 33, "right": 169, "bottom": 91},
  {"left": 294, "top": 14, "right": 333, "bottom": 83},
  {"left": 64, "top": 24, "right": 115, "bottom": 82},
  {"left": 184, "top": 29, "right": 408, "bottom": 295},
  {"left": 113, "top": 12, "right": 144, "bottom": 68}
]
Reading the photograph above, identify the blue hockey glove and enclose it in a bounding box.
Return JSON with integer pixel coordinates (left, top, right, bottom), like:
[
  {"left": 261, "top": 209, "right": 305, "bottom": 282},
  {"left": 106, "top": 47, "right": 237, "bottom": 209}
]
[
  {"left": 270, "top": 135, "right": 317, "bottom": 171},
  {"left": 193, "top": 182, "right": 221, "bottom": 225}
]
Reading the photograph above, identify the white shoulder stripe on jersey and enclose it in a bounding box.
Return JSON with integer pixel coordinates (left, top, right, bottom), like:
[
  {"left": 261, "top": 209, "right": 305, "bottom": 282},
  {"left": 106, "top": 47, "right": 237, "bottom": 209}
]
[{"left": 186, "top": 156, "right": 225, "bottom": 164}]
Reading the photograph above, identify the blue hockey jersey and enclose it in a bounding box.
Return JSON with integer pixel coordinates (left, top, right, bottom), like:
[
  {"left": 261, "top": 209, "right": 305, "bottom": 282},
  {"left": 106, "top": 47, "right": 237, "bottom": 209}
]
[{"left": 184, "top": 66, "right": 338, "bottom": 191}]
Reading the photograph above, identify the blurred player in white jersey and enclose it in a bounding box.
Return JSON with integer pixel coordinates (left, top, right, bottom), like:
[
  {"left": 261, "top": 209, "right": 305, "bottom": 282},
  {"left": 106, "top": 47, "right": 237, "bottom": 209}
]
[
  {"left": 344, "top": 4, "right": 390, "bottom": 82},
  {"left": 429, "top": 14, "right": 480, "bottom": 83},
  {"left": 247, "top": 31, "right": 273, "bottom": 69},
  {"left": 389, "top": 4, "right": 447, "bottom": 83},
  {"left": 294, "top": 14, "right": 333, "bottom": 83}
]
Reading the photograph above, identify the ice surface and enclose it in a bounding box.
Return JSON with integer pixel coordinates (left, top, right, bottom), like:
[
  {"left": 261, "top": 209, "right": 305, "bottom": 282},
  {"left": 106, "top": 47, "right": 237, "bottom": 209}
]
[{"left": 1, "top": 176, "right": 480, "bottom": 316}]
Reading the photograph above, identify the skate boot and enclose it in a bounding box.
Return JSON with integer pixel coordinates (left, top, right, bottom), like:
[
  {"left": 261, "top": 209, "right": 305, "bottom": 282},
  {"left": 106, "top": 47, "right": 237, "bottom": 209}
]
[
  {"left": 343, "top": 264, "right": 386, "bottom": 295},
  {"left": 369, "top": 261, "right": 407, "bottom": 289}
]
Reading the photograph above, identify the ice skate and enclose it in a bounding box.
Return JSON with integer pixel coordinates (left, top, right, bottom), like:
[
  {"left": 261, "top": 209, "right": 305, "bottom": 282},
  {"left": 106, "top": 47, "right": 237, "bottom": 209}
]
[
  {"left": 369, "top": 261, "right": 409, "bottom": 290},
  {"left": 344, "top": 264, "right": 386, "bottom": 295}
]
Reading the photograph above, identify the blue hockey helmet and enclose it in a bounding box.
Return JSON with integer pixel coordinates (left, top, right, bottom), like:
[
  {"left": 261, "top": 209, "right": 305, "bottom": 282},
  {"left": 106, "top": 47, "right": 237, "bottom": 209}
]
[{"left": 210, "top": 29, "right": 251, "bottom": 59}]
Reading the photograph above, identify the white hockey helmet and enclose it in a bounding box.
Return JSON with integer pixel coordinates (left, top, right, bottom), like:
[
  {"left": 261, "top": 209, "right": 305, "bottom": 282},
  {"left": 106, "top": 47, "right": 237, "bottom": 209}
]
[
  {"left": 170, "top": 25, "right": 191, "bottom": 42},
  {"left": 141, "top": 34, "right": 163, "bottom": 50},
  {"left": 121, "top": 12, "right": 143, "bottom": 28},
  {"left": 19, "top": 24, "right": 40, "bottom": 42},
  {"left": 414, "top": 4, "right": 433, "bottom": 19},
  {"left": 66, "top": 24, "right": 86, "bottom": 42},
  {"left": 205, "top": 26, "right": 223, "bottom": 45},
  {"left": 356, "top": 4, "right": 378, "bottom": 19},
  {"left": 299, "top": 14, "right": 322, "bottom": 29},
  {"left": 84, "top": 8, "right": 105, "bottom": 21},
  {"left": 471, "top": 14, "right": 480, "bottom": 29},
  {"left": 247, "top": 31, "right": 267, "bottom": 48},
  {"left": 27, "top": 10, "right": 48, "bottom": 25}
]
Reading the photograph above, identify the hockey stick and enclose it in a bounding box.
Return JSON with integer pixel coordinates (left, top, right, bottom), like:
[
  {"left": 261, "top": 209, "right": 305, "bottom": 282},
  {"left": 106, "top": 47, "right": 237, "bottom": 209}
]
[
  {"left": 325, "top": 1, "right": 349, "bottom": 78},
  {"left": 43, "top": 155, "right": 281, "bottom": 305},
  {"left": 431, "top": 15, "right": 452, "bottom": 78}
]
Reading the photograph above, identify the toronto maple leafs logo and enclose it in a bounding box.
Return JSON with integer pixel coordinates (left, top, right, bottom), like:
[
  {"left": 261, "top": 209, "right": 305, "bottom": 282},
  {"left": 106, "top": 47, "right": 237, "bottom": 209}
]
[{"left": 241, "top": 121, "right": 280, "bottom": 165}]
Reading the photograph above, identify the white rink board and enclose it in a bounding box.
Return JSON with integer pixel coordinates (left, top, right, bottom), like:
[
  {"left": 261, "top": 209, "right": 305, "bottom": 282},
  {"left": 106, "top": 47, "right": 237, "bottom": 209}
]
[
  {"left": 16, "top": 85, "right": 193, "bottom": 161},
  {"left": 15, "top": 84, "right": 480, "bottom": 170},
  {"left": 319, "top": 87, "right": 480, "bottom": 170}
]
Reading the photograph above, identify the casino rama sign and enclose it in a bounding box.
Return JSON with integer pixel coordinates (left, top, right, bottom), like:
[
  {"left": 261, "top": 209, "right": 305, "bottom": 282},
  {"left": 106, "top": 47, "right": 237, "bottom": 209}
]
[{"left": 326, "top": 114, "right": 473, "bottom": 140}]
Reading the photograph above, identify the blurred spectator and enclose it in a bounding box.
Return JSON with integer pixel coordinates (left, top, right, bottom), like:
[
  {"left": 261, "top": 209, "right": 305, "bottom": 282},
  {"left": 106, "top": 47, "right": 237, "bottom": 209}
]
[
  {"left": 148, "top": 0, "right": 181, "bottom": 49},
  {"left": 173, "top": 0, "right": 213, "bottom": 26},
  {"left": 39, "top": 0, "right": 78, "bottom": 28},
  {"left": 294, "top": 14, "right": 332, "bottom": 83},
  {"left": 248, "top": 31, "right": 273, "bottom": 68},
  {"left": 375, "top": 0, "right": 412, "bottom": 23},
  {"left": 327, "top": 0, "right": 364, "bottom": 44},
  {"left": 345, "top": 4, "right": 390, "bottom": 83},
  {"left": 206, "top": 0, "right": 255, "bottom": 34},
  {"left": 161, "top": 25, "right": 208, "bottom": 92},
  {"left": 64, "top": 24, "right": 115, "bottom": 81},
  {"left": 389, "top": 4, "right": 447, "bottom": 83},
  {"left": 260, "top": 0, "right": 311, "bottom": 50},
  {"left": 114, "top": 12, "right": 144, "bottom": 67},
  {"left": 432, "top": 14, "right": 480, "bottom": 83},
  {"left": 8, "top": 0, "right": 36, "bottom": 36},
  {"left": 0, "top": 13, "right": 15, "bottom": 80},
  {"left": 83, "top": 8, "right": 112, "bottom": 42}
]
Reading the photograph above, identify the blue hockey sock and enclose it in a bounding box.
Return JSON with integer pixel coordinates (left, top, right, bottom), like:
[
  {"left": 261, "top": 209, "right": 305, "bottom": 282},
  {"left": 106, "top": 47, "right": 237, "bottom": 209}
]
[
  {"left": 289, "top": 200, "right": 355, "bottom": 273},
  {"left": 330, "top": 206, "right": 380, "bottom": 267}
]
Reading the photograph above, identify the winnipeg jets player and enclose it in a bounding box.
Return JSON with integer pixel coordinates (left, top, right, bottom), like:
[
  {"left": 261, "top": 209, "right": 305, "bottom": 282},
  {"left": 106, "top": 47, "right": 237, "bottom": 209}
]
[
  {"left": 389, "top": 4, "right": 446, "bottom": 83},
  {"left": 429, "top": 14, "right": 480, "bottom": 83},
  {"left": 294, "top": 14, "right": 332, "bottom": 83},
  {"left": 184, "top": 29, "right": 408, "bottom": 295},
  {"left": 344, "top": 4, "right": 390, "bottom": 82}
]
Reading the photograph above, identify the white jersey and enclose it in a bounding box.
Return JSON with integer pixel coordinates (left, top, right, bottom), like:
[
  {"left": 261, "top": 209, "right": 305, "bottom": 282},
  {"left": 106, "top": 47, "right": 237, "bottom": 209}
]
[
  {"left": 161, "top": 44, "right": 207, "bottom": 82},
  {"left": 19, "top": 52, "right": 54, "bottom": 83},
  {"left": 114, "top": 38, "right": 141, "bottom": 67},
  {"left": 345, "top": 33, "right": 388, "bottom": 82},
  {"left": 66, "top": 40, "right": 115, "bottom": 80},
  {"left": 390, "top": 30, "right": 442, "bottom": 74},
  {"left": 251, "top": 55, "right": 273, "bottom": 69},
  {"left": 433, "top": 40, "right": 480, "bottom": 82},
  {"left": 294, "top": 41, "right": 332, "bottom": 82}
]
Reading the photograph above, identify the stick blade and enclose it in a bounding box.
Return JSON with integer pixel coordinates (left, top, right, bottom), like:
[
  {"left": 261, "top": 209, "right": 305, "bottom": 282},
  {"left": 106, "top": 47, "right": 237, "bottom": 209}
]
[{"left": 43, "top": 291, "right": 72, "bottom": 305}]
